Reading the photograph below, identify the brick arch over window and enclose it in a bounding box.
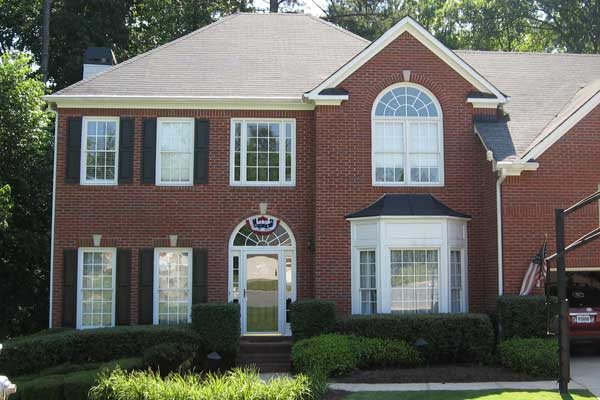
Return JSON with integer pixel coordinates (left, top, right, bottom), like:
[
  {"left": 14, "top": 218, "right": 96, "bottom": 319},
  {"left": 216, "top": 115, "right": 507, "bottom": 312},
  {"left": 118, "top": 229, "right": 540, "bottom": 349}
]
[{"left": 371, "top": 82, "right": 444, "bottom": 186}]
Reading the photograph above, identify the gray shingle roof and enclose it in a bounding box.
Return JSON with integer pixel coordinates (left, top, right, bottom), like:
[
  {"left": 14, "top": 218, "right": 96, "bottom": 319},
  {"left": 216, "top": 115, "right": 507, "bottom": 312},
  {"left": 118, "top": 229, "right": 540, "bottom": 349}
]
[
  {"left": 55, "top": 13, "right": 368, "bottom": 98},
  {"left": 457, "top": 51, "right": 600, "bottom": 161},
  {"left": 52, "top": 15, "right": 600, "bottom": 162}
]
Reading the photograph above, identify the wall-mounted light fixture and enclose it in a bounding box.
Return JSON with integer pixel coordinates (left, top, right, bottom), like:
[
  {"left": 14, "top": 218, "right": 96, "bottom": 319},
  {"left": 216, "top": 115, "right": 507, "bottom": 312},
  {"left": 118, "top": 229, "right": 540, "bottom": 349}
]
[
  {"left": 307, "top": 238, "right": 315, "bottom": 252},
  {"left": 92, "top": 234, "right": 102, "bottom": 247}
]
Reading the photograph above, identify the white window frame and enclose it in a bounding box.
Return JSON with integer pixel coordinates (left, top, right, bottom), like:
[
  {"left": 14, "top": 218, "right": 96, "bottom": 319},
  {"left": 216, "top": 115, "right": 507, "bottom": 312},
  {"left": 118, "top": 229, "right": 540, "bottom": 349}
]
[
  {"left": 80, "top": 117, "right": 119, "bottom": 185},
  {"left": 76, "top": 247, "right": 117, "bottom": 329},
  {"left": 156, "top": 118, "right": 195, "bottom": 186},
  {"left": 230, "top": 118, "right": 296, "bottom": 187},
  {"left": 371, "top": 83, "right": 444, "bottom": 187},
  {"left": 153, "top": 248, "right": 193, "bottom": 325},
  {"left": 450, "top": 248, "right": 468, "bottom": 313},
  {"left": 356, "top": 248, "right": 378, "bottom": 314}
]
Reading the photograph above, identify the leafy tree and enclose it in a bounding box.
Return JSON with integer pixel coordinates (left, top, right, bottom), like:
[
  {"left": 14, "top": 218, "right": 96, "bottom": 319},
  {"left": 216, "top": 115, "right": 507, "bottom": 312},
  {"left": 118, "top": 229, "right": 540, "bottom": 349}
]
[
  {"left": 0, "top": 184, "right": 12, "bottom": 229},
  {"left": 0, "top": 52, "right": 52, "bottom": 339}
]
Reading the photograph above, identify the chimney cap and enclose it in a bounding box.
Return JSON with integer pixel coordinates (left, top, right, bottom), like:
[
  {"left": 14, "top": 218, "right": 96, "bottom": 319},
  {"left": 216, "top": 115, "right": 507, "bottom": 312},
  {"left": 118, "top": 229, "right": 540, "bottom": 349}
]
[{"left": 83, "top": 47, "right": 117, "bottom": 66}]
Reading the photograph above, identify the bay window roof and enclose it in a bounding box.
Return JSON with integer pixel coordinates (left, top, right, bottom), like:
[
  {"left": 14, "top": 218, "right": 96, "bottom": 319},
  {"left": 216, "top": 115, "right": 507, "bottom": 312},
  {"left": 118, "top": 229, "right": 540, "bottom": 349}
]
[{"left": 346, "top": 194, "right": 470, "bottom": 219}]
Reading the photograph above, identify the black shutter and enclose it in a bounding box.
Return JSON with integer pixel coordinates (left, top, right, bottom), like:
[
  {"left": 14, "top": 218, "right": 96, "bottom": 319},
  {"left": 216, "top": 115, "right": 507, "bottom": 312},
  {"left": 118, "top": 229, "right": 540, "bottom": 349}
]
[
  {"left": 141, "top": 118, "right": 157, "bottom": 184},
  {"left": 116, "top": 249, "right": 131, "bottom": 325},
  {"left": 62, "top": 249, "right": 78, "bottom": 328},
  {"left": 193, "top": 120, "right": 209, "bottom": 184},
  {"left": 192, "top": 249, "right": 208, "bottom": 304},
  {"left": 118, "top": 117, "right": 135, "bottom": 184},
  {"left": 65, "top": 117, "right": 82, "bottom": 183},
  {"left": 138, "top": 248, "right": 154, "bottom": 324}
]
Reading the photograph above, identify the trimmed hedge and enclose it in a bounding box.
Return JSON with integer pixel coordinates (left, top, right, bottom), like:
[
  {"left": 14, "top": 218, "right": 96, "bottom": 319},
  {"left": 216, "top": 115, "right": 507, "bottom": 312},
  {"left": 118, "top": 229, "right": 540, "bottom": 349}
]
[
  {"left": 89, "top": 367, "right": 320, "bottom": 400},
  {"left": 497, "top": 295, "right": 551, "bottom": 340},
  {"left": 498, "top": 338, "right": 558, "bottom": 377},
  {"left": 0, "top": 325, "right": 200, "bottom": 376},
  {"left": 143, "top": 342, "right": 197, "bottom": 375},
  {"left": 12, "top": 358, "right": 142, "bottom": 400},
  {"left": 192, "top": 302, "right": 240, "bottom": 357},
  {"left": 289, "top": 300, "right": 336, "bottom": 341},
  {"left": 291, "top": 334, "right": 423, "bottom": 377},
  {"left": 334, "top": 313, "right": 495, "bottom": 363}
]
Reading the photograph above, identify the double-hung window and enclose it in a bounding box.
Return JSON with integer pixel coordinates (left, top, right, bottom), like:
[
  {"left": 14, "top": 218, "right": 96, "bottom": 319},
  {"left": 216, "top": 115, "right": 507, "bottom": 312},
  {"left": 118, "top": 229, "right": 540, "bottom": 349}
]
[
  {"left": 450, "top": 249, "right": 464, "bottom": 312},
  {"left": 81, "top": 117, "right": 119, "bottom": 185},
  {"left": 77, "top": 248, "right": 116, "bottom": 329},
  {"left": 231, "top": 119, "right": 295, "bottom": 186},
  {"left": 359, "top": 250, "right": 377, "bottom": 314},
  {"left": 154, "top": 249, "right": 192, "bottom": 324},
  {"left": 156, "top": 118, "right": 194, "bottom": 186},
  {"left": 372, "top": 84, "right": 443, "bottom": 186}
]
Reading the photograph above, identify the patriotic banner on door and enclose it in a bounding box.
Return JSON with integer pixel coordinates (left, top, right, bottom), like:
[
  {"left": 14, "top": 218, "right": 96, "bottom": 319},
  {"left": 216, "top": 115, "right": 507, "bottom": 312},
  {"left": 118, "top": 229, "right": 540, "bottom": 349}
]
[{"left": 246, "top": 216, "right": 279, "bottom": 235}]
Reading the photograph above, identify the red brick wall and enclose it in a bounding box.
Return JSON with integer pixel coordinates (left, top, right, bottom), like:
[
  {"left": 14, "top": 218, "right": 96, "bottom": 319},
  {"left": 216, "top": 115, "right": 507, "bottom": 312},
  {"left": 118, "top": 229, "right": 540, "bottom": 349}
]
[
  {"left": 502, "top": 105, "right": 600, "bottom": 294},
  {"left": 313, "top": 32, "right": 499, "bottom": 314},
  {"left": 51, "top": 109, "right": 316, "bottom": 326}
]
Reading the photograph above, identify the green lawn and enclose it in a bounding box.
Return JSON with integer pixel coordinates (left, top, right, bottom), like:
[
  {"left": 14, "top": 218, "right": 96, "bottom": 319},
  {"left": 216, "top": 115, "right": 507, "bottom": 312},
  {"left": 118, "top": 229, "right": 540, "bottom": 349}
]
[{"left": 344, "top": 390, "right": 596, "bottom": 400}]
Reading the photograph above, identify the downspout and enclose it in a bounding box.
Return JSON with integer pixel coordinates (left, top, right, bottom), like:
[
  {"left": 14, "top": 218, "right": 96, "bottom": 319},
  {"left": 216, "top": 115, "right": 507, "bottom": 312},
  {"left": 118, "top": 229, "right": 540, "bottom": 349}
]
[
  {"left": 48, "top": 104, "right": 58, "bottom": 328},
  {"left": 496, "top": 169, "right": 507, "bottom": 296}
]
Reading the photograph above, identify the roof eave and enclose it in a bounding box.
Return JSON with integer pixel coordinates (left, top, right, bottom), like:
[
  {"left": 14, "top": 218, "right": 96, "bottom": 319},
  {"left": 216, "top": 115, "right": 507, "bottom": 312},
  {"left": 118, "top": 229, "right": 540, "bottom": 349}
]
[
  {"left": 346, "top": 215, "right": 472, "bottom": 222},
  {"left": 306, "top": 16, "right": 507, "bottom": 104}
]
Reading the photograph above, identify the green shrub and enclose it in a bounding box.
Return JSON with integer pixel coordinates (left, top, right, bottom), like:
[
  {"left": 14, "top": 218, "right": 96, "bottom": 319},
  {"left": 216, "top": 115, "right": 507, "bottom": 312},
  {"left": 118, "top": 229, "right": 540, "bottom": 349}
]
[
  {"left": 334, "top": 313, "right": 495, "bottom": 363},
  {"left": 357, "top": 337, "right": 423, "bottom": 369},
  {"left": 0, "top": 325, "right": 200, "bottom": 376},
  {"left": 497, "top": 295, "right": 552, "bottom": 340},
  {"left": 63, "top": 370, "right": 98, "bottom": 400},
  {"left": 191, "top": 303, "right": 240, "bottom": 358},
  {"left": 18, "top": 375, "right": 64, "bottom": 400},
  {"left": 89, "top": 367, "right": 320, "bottom": 400},
  {"left": 291, "top": 334, "right": 360, "bottom": 377},
  {"left": 143, "top": 343, "right": 197, "bottom": 375},
  {"left": 498, "top": 338, "right": 558, "bottom": 377},
  {"left": 291, "top": 334, "right": 423, "bottom": 377},
  {"left": 289, "top": 300, "right": 336, "bottom": 341}
]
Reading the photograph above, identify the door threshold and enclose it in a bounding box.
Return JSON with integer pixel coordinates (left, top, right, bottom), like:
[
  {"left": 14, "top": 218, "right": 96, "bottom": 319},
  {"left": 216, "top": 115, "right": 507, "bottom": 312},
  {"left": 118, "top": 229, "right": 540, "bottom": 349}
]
[{"left": 242, "top": 333, "right": 284, "bottom": 337}]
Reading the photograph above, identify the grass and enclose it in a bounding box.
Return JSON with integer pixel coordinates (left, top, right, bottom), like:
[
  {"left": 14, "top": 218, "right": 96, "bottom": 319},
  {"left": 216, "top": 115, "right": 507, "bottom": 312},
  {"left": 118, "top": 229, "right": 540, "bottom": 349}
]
[{"left": 344, "top": 390, "right": 597, "bottom": 400}]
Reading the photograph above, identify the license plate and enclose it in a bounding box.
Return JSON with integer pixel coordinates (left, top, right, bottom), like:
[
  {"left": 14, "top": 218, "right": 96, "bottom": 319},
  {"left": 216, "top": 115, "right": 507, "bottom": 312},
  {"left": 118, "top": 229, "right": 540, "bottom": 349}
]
[{"left": 576, "top": 315, "right": 593, "bottom": 324}]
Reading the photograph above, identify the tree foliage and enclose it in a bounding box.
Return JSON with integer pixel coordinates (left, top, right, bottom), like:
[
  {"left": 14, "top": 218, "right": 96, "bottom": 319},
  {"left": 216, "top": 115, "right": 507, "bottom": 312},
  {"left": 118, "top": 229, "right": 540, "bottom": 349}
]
[{"left": 0, "top": 52, "right": 52, "bottom": 339}]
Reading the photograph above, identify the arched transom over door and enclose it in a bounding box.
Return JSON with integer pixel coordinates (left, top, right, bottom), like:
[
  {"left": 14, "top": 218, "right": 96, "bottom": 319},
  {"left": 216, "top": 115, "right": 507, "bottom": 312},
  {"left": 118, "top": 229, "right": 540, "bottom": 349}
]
[{"left": 229, "top": 216, "right": 296, "bottom": 335}]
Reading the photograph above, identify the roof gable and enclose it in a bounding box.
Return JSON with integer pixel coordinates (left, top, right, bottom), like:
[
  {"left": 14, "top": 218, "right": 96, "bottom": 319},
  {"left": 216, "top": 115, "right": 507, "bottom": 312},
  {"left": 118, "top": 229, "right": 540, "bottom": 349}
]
[{"left": 305, "top": 16, "right": 506, "bottom": 103}]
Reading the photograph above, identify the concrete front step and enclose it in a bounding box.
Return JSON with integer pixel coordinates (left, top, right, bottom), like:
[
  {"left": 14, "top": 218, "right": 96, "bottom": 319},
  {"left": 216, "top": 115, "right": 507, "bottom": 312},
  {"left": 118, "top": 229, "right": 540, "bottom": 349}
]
[{"left": 238, "top": 336, "right": 293, "bottom": 372}]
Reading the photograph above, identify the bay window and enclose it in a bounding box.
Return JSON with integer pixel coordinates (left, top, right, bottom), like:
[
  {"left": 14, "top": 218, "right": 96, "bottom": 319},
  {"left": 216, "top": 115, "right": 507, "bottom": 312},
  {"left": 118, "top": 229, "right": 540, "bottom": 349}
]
[
  {"left": 390, "top": 249, "right": 439, "bottom": 314},
  {"left": 372, "top": 84, "right": 443, "bottom": 186},
  {"left": 230, "top": 119, "right": 295, "bottom": 186},
  {"left": 359, "top": 250, "right": 377, "bottom": 314}
]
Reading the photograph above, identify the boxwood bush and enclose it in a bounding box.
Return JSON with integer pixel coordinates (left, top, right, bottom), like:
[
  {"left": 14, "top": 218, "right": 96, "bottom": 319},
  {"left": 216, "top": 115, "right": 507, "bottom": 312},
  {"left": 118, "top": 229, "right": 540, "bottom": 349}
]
[
  {"left": 191, "top": 302, "right": 240, "bottom": 358},
  {"left": 289, "top": 300, "right": 336, "bottom": 341},
  {"left": 89, "top": 367, "right": 320, "bottom": 400},
  {"left": 334, "top": 313, "right": 495, "bottom": 363},
  {"left": 291, "top": 334, "right": 423, "bottom": 377},
  {"left": 497, "top": 295, "right": 552, "bottom": 340},
  {"left": 143, "top": 342, "right": 197, "bottom": 375},
  {"left": 498, "top": 338, "right": 558, "bottom": 377},
  {"left": 0, "top": 325, "right": 200, "bottom": 376}
]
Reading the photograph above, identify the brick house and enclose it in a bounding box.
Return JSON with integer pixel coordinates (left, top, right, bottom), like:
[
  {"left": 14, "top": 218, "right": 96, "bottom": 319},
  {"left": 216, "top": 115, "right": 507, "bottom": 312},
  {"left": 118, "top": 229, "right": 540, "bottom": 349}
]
[{"left": 43, "top": 14, "right": 600, "bottom": 335}]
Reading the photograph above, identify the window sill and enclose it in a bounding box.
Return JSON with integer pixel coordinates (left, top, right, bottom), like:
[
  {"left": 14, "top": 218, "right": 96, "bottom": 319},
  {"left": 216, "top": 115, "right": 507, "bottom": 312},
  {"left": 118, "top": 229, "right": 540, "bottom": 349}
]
[
  {"left": 230, "top": 182, "right": 296, "bottom": 188},
  {"left": 372, "top": 182, "right": 444, "bottom": 187}
]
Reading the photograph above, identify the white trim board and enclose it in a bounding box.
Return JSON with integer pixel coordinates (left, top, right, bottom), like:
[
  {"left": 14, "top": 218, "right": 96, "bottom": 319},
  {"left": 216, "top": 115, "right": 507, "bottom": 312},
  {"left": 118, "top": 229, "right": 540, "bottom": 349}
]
[{"left": 305, "top": 16, "right": 507, "bottom": 105}]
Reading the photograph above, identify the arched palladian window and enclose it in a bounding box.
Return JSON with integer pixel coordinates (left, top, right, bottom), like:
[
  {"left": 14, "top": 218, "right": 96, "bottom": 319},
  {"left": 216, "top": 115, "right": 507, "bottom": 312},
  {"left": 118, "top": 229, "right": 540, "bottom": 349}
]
[
  {"left": 233, "top": 223, "right": 293, "bottom": 247},
  {"left": 372, "top": 84, "right": 443, "bottom": 186}
]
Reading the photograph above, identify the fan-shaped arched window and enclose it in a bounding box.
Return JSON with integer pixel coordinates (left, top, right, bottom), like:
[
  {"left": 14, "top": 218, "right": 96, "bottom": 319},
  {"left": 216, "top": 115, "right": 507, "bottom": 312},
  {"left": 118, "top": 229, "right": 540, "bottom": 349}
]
[
  {"left": 233, "top": 223, "right": 292, "bottom": 247},
  {"left": 372, "top": 84, "right": 443, "bottom": 186}
]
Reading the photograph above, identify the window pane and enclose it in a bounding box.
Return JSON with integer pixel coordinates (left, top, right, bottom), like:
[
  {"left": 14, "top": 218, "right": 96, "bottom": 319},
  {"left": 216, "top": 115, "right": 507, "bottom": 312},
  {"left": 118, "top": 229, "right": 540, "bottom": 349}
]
[
  {"left": 81, "top": 251, "right": 113, "bottom": 328},
  {"left": 374, "top": 122, "right": 405, "bottom": 183},
  {"left": 450, "top": 250, "right": 463, "bottom": 313},
  {"left": 159, "top": 121, "right": 193, "bottom": 183},
  {"left": 84, "top": 120, "right": 117, "bottom": 182},
  {"left": 157, "top": 251, "right": 190, "bottom": 324},
  {"left": 391, "top": 249, "right": 439, "bottom": 314},
  {"left": 359, "top": 250, "right": 376, "bottom": 314}
]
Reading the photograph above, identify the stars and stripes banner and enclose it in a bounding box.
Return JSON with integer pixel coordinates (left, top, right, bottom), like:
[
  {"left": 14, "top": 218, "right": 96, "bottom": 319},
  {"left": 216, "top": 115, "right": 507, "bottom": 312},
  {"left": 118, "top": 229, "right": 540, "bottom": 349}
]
[
  {"left": 519, "top": 237, "right": 548, "bottom": 296},
  {"left": 246, "top": 216, "right": 279, "bottom": 235}
]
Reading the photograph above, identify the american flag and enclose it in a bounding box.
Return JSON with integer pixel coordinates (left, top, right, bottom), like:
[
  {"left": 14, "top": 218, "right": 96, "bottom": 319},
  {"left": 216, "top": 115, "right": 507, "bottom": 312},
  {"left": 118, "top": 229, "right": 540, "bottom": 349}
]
[{"left": 519, "top": 238, "right": 548, "bottom": 296}]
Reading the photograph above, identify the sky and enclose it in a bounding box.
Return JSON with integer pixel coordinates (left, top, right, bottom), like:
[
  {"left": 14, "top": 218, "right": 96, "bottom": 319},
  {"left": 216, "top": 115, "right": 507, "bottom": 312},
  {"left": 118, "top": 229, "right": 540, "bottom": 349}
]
[{"left": 253, "top": 0, "right": 327, "bottom": 16}]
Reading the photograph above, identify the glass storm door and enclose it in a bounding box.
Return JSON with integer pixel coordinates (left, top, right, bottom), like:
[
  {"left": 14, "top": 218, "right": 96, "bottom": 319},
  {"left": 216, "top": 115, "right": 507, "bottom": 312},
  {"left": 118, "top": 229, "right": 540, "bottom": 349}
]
[{"left": 245, "top": 254, "right": 279, "bottom": 333}]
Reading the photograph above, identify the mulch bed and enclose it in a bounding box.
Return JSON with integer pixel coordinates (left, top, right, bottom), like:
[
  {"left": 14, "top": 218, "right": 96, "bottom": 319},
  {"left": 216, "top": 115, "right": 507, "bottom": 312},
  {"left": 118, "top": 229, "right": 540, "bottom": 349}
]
[
  {"left": 330, "top": 364, "right": 543, "bottom": 384},
  {"left": 323, "top": 390, "right": 352, "bottom": 400}
]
